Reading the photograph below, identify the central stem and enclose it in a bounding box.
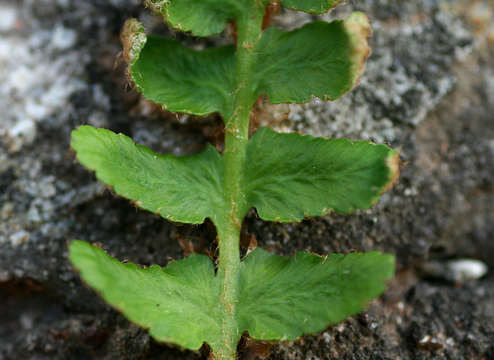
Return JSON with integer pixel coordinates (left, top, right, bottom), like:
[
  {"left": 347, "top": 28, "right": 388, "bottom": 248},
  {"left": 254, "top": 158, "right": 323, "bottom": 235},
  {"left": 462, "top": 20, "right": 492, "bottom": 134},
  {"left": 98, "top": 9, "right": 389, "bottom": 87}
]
[{"left": 213, "top": 5, "right": 264, "bottom": 360}]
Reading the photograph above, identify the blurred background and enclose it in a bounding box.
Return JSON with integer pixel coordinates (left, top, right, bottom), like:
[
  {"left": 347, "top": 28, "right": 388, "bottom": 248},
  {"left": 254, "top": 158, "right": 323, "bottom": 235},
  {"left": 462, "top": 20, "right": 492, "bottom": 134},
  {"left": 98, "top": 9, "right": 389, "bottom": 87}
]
[{"left": 0, "top": 0, "right": 493, "bottom": 359}]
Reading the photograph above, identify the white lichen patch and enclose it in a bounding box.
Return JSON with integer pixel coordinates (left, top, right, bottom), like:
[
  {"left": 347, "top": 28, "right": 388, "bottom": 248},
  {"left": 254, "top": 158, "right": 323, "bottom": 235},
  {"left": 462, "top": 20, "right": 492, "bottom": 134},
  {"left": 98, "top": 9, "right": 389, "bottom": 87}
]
[
  {"left": 271, "top": 97, "right": 399, "bottom": 143},
  {"left": 9, "top": 230, "right": 30, "bottom": 247},
  {"left": 0, "top": 0, "right": 109, "bottom": 248},
  {"left": 0, "top": 4, "right": 18, "bottom": 32},
  {"left": 51, "top": 25, "right": 77, "bottom": 50},
  {"left": 0, "top": 2, "right": 87, "bottom": 152}
]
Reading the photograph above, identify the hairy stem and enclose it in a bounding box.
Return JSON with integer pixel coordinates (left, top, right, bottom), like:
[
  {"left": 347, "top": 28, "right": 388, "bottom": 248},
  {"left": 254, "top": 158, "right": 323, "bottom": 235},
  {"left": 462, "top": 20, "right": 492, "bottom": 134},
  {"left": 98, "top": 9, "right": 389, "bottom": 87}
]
[{"left": 213, "top": 4, "right": 265, "bottom": 360}]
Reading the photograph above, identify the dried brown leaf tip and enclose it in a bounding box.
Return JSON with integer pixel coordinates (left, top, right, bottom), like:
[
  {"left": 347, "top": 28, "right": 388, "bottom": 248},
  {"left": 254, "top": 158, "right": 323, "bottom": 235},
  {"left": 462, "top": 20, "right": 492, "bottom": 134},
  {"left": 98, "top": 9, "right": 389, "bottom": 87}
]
[
  {"left": 121, "top": 18, "right": 147, "bottom": 68},
  {"left": 142, "top": 0, "right": 167, "bottom": 15},
  {"left": 344, "top": 12, "right": 372, "bottom": 90},
  {"left": 381, "top": 150, "right": 401, "bottom": 194}
]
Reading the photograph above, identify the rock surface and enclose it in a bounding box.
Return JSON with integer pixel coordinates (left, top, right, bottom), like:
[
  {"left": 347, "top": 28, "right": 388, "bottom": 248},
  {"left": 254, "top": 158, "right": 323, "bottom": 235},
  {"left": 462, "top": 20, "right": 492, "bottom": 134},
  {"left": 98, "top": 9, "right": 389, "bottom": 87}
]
[{"left": 1, "top": 0, "right": 493, "bottom": 359}]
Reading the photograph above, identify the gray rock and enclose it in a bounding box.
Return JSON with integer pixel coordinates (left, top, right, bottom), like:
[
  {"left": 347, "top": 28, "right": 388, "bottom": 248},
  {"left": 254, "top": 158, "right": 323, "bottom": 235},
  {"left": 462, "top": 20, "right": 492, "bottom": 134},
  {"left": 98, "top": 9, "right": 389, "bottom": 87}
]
[{"left": 1, "top": 0, "right": 493, "bottom": 359}]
